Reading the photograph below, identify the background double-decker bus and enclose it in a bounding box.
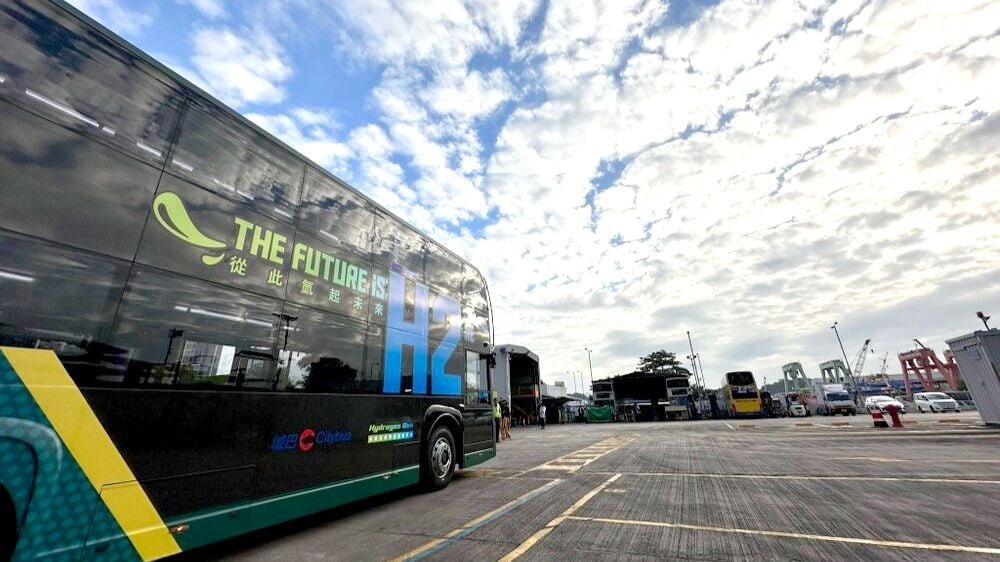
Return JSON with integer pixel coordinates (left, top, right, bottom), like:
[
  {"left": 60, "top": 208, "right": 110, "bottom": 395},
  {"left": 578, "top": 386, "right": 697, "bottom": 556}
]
[
  {"left": 0, "top": 1, "right": 494, "bottom": 560},
  {"left": 720, "top": 371, "right": 762, "bottom": 418}
]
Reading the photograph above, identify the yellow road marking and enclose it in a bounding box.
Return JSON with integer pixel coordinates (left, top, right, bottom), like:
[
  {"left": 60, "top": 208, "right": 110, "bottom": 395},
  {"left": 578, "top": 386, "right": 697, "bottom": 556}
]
[
  {"left": 498, "top": 474, "right": 622, "bottom": 561},
  {"left": 586, "top": 471, "right": 1000, "bottom": 484},
  {"left": 389, "top": 479, "right": 562, "bottom": 562},
  {"left": 2, "top": 348, "right": 181, "bottom": 561},
  {"left": 564, "top": 516, "right": 1000, "bottom": 555},
  {"left": 529, "top": 437, "right": 633, "bottom": 473}
]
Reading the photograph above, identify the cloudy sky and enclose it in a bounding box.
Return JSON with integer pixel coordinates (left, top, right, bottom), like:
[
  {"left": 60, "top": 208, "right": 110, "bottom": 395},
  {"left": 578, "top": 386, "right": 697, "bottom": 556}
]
[{"left": 72, "top": 0, "right": 998, "bottom": 391}]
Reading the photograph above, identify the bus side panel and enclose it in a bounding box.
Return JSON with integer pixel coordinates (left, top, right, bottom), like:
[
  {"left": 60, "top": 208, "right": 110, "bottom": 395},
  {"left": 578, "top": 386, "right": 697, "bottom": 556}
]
[{"left": 0, "top": 350, "right": 145, "bottom": 562}]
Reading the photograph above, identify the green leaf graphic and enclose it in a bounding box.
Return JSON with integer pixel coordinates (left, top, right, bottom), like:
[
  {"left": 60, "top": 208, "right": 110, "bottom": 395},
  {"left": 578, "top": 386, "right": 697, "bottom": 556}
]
[
  {"left": 153, "top": 192, "right": 228, "bottom": 266},
  {"left": 153, "top": 192, "right": 227, "bottom": 249},
  {"left": 201, "top": 254, "right": 226, "bottom": 266}
]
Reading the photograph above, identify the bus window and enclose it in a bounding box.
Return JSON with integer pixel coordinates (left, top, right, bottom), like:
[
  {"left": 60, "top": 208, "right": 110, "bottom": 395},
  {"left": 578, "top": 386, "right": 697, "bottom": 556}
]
[
  {"left": 275, "top": 304, "right": 368, "bottom": 393},
  {"left": 135, "top": 174, "right": 295, "bottom": 300},
  {"left": 168, "top": 99, "right": 303, "bottom": 223},
  {"left": 425, "top": 242, "right": 463, "bottom": 297},
  {"left": 373, "top": 215, "right": 425, "bottom": 278},
  {"left": 111, "top": 267, "right": 282, "bottom": 388},
  {"left": 466, "top": 350, "right": 489, "bottom": 405},
  {"left": 0, "top": 230, "right": 129, "bottom": 385},
  {"left": 283, "top": 229, "right": 371, "bottom": 322},
  {"left": 0, "top": 101, "right": 163, "bottom": 260},
  {"left": 463, "top": 307, "right": 490, "bottom": 351},
  {"left": 298, "top": 168, "right": 375, "bottom": 255},
  {"left": 0, "top": 1, "right": 183, "bottom": 165},
  {"left": 462, "top": 269, "right": 489, "bottom": 313}
]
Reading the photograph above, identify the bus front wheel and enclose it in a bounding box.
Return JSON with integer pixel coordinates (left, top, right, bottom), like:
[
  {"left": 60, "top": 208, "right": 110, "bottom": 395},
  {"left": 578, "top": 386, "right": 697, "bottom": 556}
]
[{"left": 422, "top": 426, "right": 456, "bottom": 491}]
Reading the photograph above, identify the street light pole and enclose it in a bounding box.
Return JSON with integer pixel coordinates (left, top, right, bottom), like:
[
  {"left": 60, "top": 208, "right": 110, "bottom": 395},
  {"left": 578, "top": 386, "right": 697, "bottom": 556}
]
[
  {"left": 584, "top": 347, "right": 594, "bottom": 399},
  {"left": 831, "top": 322, "right": 853, "bottom": 376},
  {"left": 832, "top": 321, "right": 861, "bottom": 406}
]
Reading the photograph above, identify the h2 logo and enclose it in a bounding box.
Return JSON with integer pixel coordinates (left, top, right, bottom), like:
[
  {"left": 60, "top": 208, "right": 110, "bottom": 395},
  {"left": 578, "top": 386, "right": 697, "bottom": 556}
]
[{"left": 382, "top": 268, "right": 462, "bottom": 395}]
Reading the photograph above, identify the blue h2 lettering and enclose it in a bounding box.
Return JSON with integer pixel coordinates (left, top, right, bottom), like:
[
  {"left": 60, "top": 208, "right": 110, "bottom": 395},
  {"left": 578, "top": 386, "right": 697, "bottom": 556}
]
[
  {"left": 382, "top": 268, "right": 462, "bottom": 396},
  {"left": 383, "top": 269, "right": 428, "bottom": 394}
]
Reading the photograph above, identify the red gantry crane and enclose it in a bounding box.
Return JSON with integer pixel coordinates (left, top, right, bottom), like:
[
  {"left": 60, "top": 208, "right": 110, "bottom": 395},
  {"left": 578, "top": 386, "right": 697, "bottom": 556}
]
[{"left": 898, "top": 339, "right": 960, "bottom": 398}]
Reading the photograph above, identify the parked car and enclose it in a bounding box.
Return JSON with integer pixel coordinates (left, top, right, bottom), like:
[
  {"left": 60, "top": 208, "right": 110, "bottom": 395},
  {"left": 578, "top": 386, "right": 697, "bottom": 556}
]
[
  {"left": 787, "top": 404, "right": 808, "bottom": 417},
  {"left": 864, "top": 395, "right": 907, "bottom": 414},
  {"left": 913, "top": 392, "right": 961, "bottom": 413}
]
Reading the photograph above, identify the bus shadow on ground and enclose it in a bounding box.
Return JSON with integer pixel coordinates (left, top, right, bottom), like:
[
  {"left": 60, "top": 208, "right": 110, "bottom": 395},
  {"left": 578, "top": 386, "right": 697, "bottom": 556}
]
[{"left": 174, "top": 485, "right": 426, "bottom": 561}]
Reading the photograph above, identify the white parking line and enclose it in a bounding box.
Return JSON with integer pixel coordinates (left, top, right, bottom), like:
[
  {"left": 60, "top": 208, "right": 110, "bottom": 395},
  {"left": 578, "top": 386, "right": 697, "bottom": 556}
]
[
  {"left": 498, "top": 474, "right": 622, "bottom": 561},
  {"left": 587, "top": 471, "right": 1000, "bottom": 484},
  {"left": 565, "top": 516, "right": 1000, "bottom": 555}
]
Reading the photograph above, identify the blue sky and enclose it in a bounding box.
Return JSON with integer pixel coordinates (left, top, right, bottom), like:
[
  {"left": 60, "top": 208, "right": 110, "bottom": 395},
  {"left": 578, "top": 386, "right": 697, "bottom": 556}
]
[{"left": 71, "top": 0, "right": 999, "bottom": 390}]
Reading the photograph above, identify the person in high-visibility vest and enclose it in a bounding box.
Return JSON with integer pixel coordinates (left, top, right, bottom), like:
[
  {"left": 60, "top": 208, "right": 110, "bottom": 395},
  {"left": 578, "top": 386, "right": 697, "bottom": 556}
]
[{"left": 493, "top": 396, "right": 501, "bottom": 442}]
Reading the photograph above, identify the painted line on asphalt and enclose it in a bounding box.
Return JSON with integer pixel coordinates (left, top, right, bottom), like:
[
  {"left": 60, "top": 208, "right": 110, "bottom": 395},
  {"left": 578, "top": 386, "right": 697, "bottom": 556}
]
[
  {"left": 498, "top": 473, "right": 622, "bottom": 561},
  {"left": 527, "top": 437, "right": 634, "bottom": 473},
  {"left": 585, "top": 471, "right": 1000, "bottom": 484},
  {"left": 828, "top": 457, "right": 1000, "bottom": 464},
  {"left": 724, "top": 423, "right": 735, "bottom": 431},
  {"left": 564, "top": 516, "right": 1000, "bottom": 555},
  {"left": 390, "top": 478, "right": 564, "bottom": 562}
]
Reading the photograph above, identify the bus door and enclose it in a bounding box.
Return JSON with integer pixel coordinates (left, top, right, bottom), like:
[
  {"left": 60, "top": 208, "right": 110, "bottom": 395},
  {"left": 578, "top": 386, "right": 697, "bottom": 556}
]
[{"left": 463, "top": 351, "right": 493, "bottom": 452}]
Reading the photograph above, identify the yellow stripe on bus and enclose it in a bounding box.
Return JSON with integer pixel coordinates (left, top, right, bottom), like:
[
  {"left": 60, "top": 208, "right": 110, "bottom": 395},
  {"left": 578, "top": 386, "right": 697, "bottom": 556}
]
[{"left": 2, "top": 347, "right": 181, "bottom": 561}]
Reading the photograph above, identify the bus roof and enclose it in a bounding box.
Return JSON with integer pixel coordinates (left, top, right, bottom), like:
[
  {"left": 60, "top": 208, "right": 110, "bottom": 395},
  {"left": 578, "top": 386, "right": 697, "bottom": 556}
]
[{"left": 47, "top": 0, "right": 485, "bottom": 283}]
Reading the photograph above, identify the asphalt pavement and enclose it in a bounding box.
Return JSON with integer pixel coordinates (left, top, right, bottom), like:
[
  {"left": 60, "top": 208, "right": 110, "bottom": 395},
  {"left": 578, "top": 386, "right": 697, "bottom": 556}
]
[{"left": 194, "top": 410, "right": 1000, "bottom": 561}]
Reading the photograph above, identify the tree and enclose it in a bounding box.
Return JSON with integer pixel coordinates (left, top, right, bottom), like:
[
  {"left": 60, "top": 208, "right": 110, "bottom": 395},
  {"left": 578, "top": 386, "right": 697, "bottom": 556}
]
[{"left": 637, "top": 350, "right": 691, "bottom": 377}]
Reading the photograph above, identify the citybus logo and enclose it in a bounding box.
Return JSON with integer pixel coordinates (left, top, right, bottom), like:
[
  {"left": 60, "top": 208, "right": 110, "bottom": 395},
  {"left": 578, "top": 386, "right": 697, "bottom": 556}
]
[{"left": 270, "top": 428, "right": 352, "bottom": 453}]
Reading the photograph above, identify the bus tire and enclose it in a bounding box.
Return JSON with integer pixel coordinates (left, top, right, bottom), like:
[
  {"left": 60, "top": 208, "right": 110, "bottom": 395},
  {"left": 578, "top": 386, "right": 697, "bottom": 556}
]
[
  {"left": 1, "top": 485, "right": 15, "bottom": 562},
  {"left": 421, "top": 426, "right": 456, "bottom": 491}
]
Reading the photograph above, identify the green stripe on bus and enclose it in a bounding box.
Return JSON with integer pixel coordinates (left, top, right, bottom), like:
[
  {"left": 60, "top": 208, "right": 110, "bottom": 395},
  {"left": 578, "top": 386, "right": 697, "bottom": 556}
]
[
  {"left": 463, "top": 448, "right": 495, "bottom": 468},
  {"left": 166, "top": 466, "right": 420, "bottom": 551}
]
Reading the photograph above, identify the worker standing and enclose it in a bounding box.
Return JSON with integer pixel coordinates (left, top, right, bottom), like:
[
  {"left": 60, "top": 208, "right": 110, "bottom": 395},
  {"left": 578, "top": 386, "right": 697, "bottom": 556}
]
[
  {"left": 539, "top": 403, "right": 547, "bottom": 430},
  {"left": 501, "top": 399, "right": 512, "bottom": 440},
  {"left": 493, "top": 396, "right": 501, "bottom": 442}
]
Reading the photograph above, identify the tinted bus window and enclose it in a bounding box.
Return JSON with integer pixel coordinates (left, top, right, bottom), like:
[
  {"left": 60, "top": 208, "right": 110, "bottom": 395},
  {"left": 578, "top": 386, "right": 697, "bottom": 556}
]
[
  {"left": 135, "top": 175, "right": 294, "bottom": 299},
  {"left": 462, "top": 269, "right": 489, "bottom": 313},
  {"left": 465, "top": 350, "right": 489, "bottom": 405},
  {"left": 275, "top": 304, "right": 368, "bottom": 393},
  {"left": 463, "top": 307, "right": 490, "bottom": 352},
  {"left": 0, "top": 1, "right": 182, "bottom": 166},
  {"left": 0, "top": 230, "right": 129, "bottom": 384},
  {"left": 425, "top": 242, "right": 463, "bottom": 297},
  {"left": 298, "top": 168, "right": 375, "bottom": 255},
  {"left": 373, "top": 214, "right": 425, "bottom": 277},
  {"left": 284, "top": 229, "right": 373, "bottom": 322},
  {"left": 169, "top": 100, "right": 303, "bottom": 222},
  {"left": 0, "top": 99, "right": 162, "bottom": 259},
  {"left": 111, "top": 267, "right": 282, "bottom": 388}
]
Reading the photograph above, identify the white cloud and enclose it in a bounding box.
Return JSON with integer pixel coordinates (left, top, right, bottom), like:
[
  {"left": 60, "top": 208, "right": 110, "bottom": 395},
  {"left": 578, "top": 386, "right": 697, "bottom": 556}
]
[
  {"left": 68, "top": 0, "right": 153, "bottom": 35},
  {"left": 152, "top": 0, "right": 998, "bottom": 390},
  {"left": 187, "top": 26, "right": 292, "bottom": 107},
  {"left": 178, "top": 0, "right": 227, "bottom": 19}
]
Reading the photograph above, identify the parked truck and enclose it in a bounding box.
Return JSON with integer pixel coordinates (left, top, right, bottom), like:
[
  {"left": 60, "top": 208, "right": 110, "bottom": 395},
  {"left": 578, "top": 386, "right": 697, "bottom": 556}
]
[{"left": 805, "top": 383, "right": 857, "bottom": 416}]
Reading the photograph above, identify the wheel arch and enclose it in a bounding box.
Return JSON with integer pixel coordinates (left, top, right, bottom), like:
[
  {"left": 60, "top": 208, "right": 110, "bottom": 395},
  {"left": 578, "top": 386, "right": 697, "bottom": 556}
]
[{"left": 422, "top": 406, "right": 463, "bottom": 466}]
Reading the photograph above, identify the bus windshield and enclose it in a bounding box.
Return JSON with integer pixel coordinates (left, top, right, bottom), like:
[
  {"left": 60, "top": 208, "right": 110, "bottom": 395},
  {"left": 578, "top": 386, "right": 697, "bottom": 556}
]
[
  {"left": 726, "top": 372, "right": 755, "bottom": 386},
  {"left": 731, "top": 387, "right": 758, "bottom": 400}
]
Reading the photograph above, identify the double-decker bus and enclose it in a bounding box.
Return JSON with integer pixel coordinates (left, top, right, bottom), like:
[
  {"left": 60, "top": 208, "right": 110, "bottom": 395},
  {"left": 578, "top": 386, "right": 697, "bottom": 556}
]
[
  {"left": 0, "top": 2, "right": 494, "bottom": 560},
  {"left": 719, "top": 371, "right": 762, "bottom": 418}
]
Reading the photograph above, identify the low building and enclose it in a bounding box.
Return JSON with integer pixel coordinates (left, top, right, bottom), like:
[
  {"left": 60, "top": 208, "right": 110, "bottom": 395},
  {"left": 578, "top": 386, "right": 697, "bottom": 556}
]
[{"left": 492, "top": 344, "right": 541, "bottom": 424}]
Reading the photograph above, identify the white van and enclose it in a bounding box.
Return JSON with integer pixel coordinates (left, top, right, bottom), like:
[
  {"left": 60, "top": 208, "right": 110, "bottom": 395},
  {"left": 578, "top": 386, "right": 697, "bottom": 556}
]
[{"left": 913, "top": 392, "right": 960, "bottom": 413}]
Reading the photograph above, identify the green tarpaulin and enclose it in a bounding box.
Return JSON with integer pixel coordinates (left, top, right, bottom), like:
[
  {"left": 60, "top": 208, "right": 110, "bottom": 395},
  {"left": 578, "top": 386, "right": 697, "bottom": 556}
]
[{"left": 585, "top": 405, "right": 613, "bottom": 423}]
